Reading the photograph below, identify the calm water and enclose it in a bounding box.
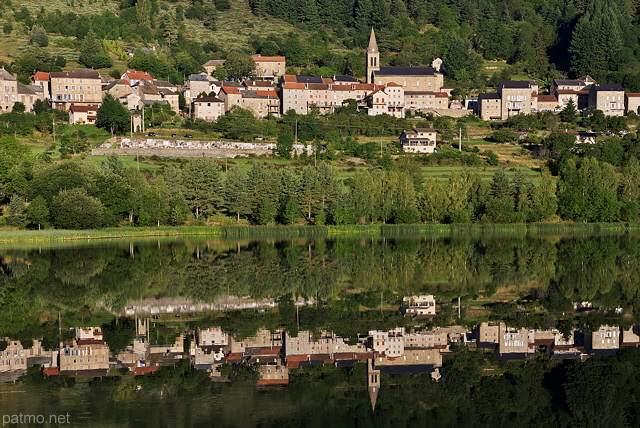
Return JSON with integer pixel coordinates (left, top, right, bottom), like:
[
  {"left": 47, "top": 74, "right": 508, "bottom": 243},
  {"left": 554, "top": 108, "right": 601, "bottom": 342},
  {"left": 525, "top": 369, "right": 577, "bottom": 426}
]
[{"left": 1, "top": 234, "right": 639, "bottom": 427}]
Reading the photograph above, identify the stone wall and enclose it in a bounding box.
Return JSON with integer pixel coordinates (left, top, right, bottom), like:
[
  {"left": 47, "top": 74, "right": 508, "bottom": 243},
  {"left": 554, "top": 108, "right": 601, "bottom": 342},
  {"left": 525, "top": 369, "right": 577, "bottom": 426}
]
[{"left": 91, "top": 137, "right": 313, "bottom": 158}]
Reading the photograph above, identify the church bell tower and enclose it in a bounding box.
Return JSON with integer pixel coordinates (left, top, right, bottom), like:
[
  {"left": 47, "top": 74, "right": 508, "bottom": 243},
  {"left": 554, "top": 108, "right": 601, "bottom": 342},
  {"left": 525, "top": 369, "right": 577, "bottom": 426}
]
[{"left": 367, "top": 28, "right": 379, "bottom": 84}]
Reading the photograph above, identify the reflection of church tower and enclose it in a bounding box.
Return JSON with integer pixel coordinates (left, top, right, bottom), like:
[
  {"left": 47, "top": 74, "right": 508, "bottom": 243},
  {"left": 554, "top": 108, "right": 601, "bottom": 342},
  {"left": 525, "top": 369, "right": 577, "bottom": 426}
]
[
  {"left": 367, "top": 358, "right": 380, "bottom": 411},
  {"left": 367, "top": 28, "right": 379, "bottom": 84}
]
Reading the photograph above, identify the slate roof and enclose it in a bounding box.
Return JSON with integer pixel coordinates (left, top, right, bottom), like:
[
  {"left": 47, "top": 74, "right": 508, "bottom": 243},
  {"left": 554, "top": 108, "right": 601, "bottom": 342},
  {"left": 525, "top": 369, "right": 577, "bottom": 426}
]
[{"left": 375, "top": 66, "right": 440, "bottom": 76}]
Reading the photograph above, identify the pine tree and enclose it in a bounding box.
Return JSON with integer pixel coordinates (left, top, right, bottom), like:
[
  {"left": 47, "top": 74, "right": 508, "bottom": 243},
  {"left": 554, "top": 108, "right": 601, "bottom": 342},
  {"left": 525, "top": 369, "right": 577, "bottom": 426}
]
[
  {"left": 79, "top": 31, "right": 113, "bottom": 69},
  {"left": 560, "top": 98, "right": 578, "bottom": 123}
]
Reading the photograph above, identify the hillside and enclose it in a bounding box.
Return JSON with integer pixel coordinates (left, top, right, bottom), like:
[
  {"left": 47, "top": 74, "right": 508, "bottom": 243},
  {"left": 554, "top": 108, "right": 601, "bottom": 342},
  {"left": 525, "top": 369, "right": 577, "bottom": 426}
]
[{"left": 0, "top": 0, "right": 638, "bottom": 92}]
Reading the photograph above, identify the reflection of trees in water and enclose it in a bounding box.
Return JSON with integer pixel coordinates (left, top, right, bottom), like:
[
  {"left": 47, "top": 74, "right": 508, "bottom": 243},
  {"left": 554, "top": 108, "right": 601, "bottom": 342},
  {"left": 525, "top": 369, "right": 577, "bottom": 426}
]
[
  {"left": 53, "top": 249, "right": 107, "bottom": 286},
  {"left": 2, "top": 235, "right": 640, "bottom": 334}
]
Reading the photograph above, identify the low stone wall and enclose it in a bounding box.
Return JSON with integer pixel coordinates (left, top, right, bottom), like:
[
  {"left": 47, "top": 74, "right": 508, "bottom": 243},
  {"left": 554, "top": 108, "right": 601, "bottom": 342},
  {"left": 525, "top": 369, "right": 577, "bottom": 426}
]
[{"left": 91, "top": 137, "right": 313, "bottom": 158}]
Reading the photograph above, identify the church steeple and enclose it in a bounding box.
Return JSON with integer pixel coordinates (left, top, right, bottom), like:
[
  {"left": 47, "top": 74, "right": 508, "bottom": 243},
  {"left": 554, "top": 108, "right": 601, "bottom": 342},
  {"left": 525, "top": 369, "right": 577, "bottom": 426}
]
[
  {"left": 366, "top": 28, "right": 380, "bottom": 84},
  {"left": 367, "top": 358, "right": 380, "bottom": 411},
  {"left": 368, "top": 27, "right": 378, "bottom": 54}
]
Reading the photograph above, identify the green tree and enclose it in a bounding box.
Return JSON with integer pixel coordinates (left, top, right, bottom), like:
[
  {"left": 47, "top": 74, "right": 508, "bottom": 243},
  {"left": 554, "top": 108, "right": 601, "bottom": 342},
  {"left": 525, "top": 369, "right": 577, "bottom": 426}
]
[
  {"left": 276, "top": 134, "right": 294, "bottom": 159},
  {"left": 79, "top": 31, "right": 113, "bottom": 69},
  {"left": 560, "top": 98, "right": 578, "bottom": 123},
  {"left": 224, "top": 167, "right": 252, "bottom": 223},
  {"left": 50, "top": 188, "right": 105, "bottom": 229},
  {"left": 96, "top": 94, "right": 130, "bottom": 135},
  {"left": 26, "top": 195, "right": 49, "bottom": 229},
  {"left": 181, "top": 158, "right": 222, "bottom": 220},
  {"left": 224, "top": 52, "right": 255, "bottom": 80},
  {"left": 29, "top": 24, "right": 48, "bottom": 47}
]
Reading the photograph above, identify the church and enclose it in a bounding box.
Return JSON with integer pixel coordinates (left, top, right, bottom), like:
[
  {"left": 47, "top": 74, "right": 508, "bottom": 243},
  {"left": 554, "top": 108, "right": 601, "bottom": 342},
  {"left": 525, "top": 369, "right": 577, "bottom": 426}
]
[{"left": 366, "top": 28, "right": 444, "bottom": 92}]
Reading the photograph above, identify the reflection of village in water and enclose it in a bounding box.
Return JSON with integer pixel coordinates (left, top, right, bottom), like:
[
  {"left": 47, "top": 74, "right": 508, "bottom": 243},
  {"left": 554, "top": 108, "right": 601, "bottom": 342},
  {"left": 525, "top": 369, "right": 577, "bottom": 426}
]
[{"left": 1, "top": 295, "right": 638, "bottom": 410}]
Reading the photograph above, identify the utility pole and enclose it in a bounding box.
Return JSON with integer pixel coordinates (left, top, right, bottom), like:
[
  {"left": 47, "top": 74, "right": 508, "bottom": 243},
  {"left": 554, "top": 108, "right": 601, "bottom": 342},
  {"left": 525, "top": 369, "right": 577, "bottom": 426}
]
[
  {"left": 142, "top": 106, "right": 145, "bottom": 133},
  {"left": 52, "top": 119, "right": 56, "bottom": 147},
  {"left": 459, "top": 127, "right": 462, "bottom": 152},
  {"left": 294, "top": 120, "right": 298, "bottom": 143}
]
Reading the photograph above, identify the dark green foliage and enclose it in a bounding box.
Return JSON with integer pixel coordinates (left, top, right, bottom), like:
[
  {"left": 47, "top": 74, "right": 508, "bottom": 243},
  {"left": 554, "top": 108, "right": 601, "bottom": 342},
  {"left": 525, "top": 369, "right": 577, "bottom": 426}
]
[
  {"left": 95, "top": 94, "right": 130, "bottom": 135},
  {"left": 50, "top": 187, "right": 105, "bottom": 229},
  {"left": 79, "top": 31, "right": 113, "bottom": 69}
]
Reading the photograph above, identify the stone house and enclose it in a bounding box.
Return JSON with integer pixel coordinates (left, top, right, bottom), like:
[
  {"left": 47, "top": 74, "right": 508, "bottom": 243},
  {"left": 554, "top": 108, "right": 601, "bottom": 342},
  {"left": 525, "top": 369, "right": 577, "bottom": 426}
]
[
  {"left": 203, "top": 59, "right": 226, "bottom": 76},
  {"left": 498, "top": 80, "right": 538, "bottom": 119},
  {"left": 404, "top": 91, "right": 448, "bottom": 111},
  {"left": 477, "top": 93, "right": 501, "bottom": 120},
  {"left": 536, "top": 94, "right": 559, "bottom": 112},
  {"left": 103, "top": 79, "right": 133, "bottom": 101},
  {"left": 587, "top": 325, "right": 620, "bottom": 351},
  {"left": 193, "top": 97, "right": 225, "bottom": 121},
  {"left": 121, "top": 70, "right": 154, "bottom": 86},
  {"left": 240, "top": 89, "right": 280, "bottom": 118},
  {"left": 69, "top": 104, "right": 99, "bottom": 124},
  {"left": 368, "top": 328, "right": 405, "bottom": 358},
  {"left": 401, "top": 295, "right": 436, "bottom": 317},
  {"left": 31, "top": 71, "right": 50, "bottom": 100},
  {"left": 252, "top": 55, "right": 286, "bottom": 80},
  {"left": 399, "top": 127, "right": 437, "bottom": 154},
  {"left": 58, "top": 339, "right": 110, "bottom": 375},
  {"left": 0, "top": 68, "right": 18, "bottom": 112},
  {"left": 363, "top": 86, "right": 405, "bottom": 118},
  {"left": 588, "top": 84, "right": 625, "bottom": 116},
  {"left": 50, "top": 70, "right": 102, "bottom": 110},
  {"left": 625, "top": 93, "right": 640, "bottom": 114},
  {"left": 198, "top": 327, "right": 229, "bottom": 347}
]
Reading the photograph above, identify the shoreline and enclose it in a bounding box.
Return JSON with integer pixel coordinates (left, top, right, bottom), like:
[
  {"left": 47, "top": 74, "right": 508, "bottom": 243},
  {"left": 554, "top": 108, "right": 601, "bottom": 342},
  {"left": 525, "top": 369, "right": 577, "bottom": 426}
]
[{"left": 2, "top": 222, "right": 640, "bottom": 243}]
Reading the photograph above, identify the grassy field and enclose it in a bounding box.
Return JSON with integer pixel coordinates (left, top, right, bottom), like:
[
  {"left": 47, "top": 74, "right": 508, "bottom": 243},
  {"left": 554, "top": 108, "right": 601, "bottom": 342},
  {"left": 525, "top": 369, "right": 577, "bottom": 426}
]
[{"left": 2, "top": 223, "right": 639, "bottom": 244}]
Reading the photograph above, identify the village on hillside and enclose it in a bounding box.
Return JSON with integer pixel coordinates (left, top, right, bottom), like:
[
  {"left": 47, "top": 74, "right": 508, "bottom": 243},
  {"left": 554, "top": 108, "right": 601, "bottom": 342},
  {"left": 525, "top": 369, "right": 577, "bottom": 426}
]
[{"left": 1, "top": 29, "right": 634, "bottom": 154}]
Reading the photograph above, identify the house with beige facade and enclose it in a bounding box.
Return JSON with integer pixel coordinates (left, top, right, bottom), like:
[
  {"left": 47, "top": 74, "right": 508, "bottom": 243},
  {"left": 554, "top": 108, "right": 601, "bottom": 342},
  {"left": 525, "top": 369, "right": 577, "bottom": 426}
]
[
  {"left": 399, "top": 128, "right": 437, "bottom": 153},
  {"left": 31, "top": 71, "right": 50, "bottom": 100},
  {"left": 0, "top": 68, "right": 18, "bottom": 112},
  {"left": 363, "top": 85, "right": 405, "bottom": 118},
  {"left": 625, "top": 93, "right": 640, "bottom": 114},
  {"left": 405, "top": 91, "right": 449, "bottom": 111},
  {"left": 240, "top": 89, "right": 280, "bottom": 118},
  {"left": 588, "top": 84, "right": 625, "bottom": 116},
  {"left": 252, "top": 55, "right": 286, "bottom": 80},
  {"left": 203, "top": 59, "right": 226, "bottom": 76},
  {"left": 121, "top": 70, "right": 154, "bottom": 86},
  {"left": 50, "top": 70, "right": 102, "bottom": 110},
  {"left": 401, "top": 295, "right": 436, "bottom": 317},
  {"left": 58, "top": 338, "right": 110, "bottom": 376},
  {"left": 477, "top": 93, "right": 501, "bottom": 120},
  {"left": 586, "top": 325, "right": 620, "bottom": 353},
  {"left": 193, "top": 97, "right": 224, "bottom": 121}
]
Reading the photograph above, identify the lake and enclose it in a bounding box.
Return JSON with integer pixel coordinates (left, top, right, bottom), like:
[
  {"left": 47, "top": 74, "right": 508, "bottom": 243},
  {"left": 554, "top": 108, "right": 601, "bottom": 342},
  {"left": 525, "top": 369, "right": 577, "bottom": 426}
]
[{"left": 1, "top": 233, "right": 639, "bottom": 426}]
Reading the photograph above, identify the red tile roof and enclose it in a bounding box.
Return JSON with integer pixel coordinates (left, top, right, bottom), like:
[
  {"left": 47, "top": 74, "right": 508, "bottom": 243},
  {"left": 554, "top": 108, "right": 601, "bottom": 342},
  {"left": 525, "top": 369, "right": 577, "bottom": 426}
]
[
  {"left": 221, "top": 86, "right": 241, "bottom": 94},
  {"left": 125, "top": 70, "right": 154, "bottom": 81},
  {"left": 43, "top": 367, "right": 59, "bottom": 376},
  {"left": 286, "top": 361, "right": 300, "bottom": 368},
  {"left": 134, "top": 366, "right": 159, "bottom": 375},
  {"left": 435, "top": 92, "right": 449, "bottom": 98},
  {"left": 252, "top": 56, "right": 286, "bottom": 62},
  {"left": 626, "top": 93, "right": 640, "bottom": 97},
  {"left": 76, "top": 338, "right": 105, "bottom": 345},
  {"left": 282, "top": 83, "right": 306, "bottom": 89},
  {"left": 70, "top": 105, "right": 99, "bottom": 113},
  {"left": 537, "top": 95, "right": 558, "bottom": 102},
  {"left": 286, "top": 355, "right": 309, "bottom": 362},
  {"left": 33, "top": 72, "right": 50, "bottom": 81},
  {"left": 556, "top": 90, "right": 579, "bottom": 95},
  {"left": 259, "top": 348, "right": 281, "bottom": 355},
  {"left": 256, "top": 90, "right": 278, "bottom": 97},
  {"left": 226, "top": 353, "right": 244, "bottom": 361},
  {"left": 283, "top": 75, "right": 297, "bottom": 82}
]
